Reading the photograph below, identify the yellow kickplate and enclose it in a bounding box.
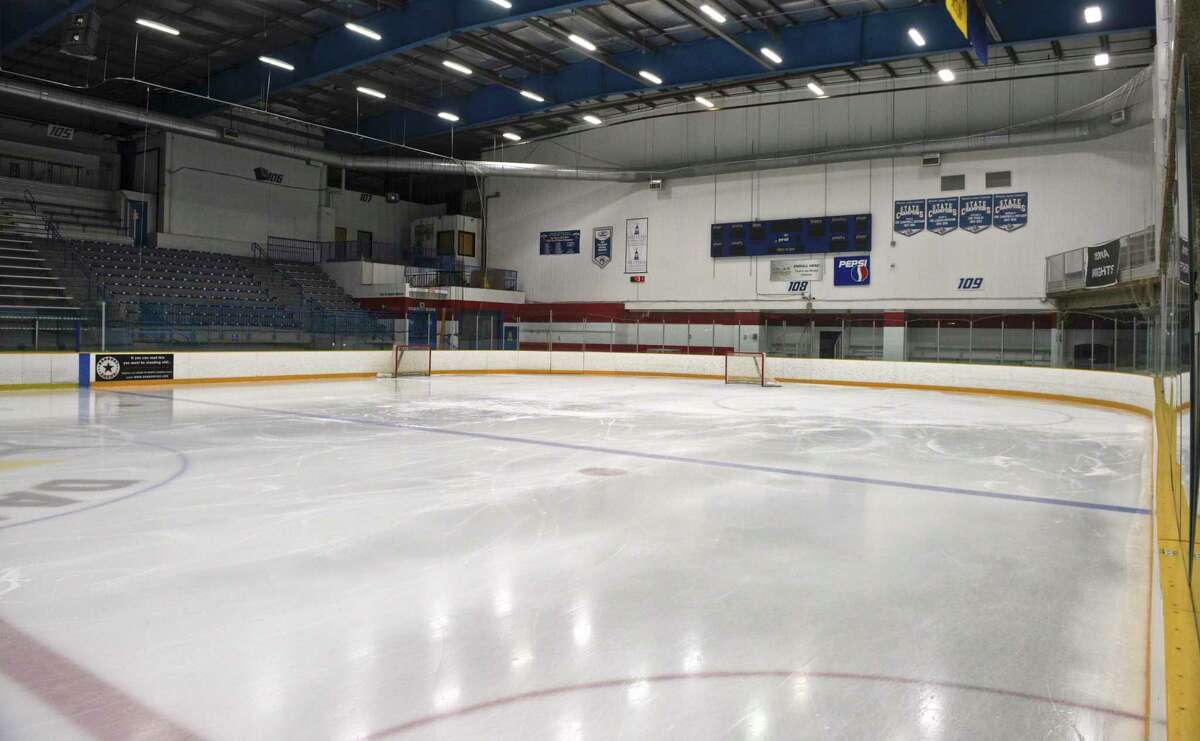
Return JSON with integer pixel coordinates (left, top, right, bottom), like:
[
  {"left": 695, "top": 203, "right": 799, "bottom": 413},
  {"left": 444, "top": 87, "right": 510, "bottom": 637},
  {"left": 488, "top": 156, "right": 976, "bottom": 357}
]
[{"left": 1153, "top": 379, "right": 1200, "bottom": 741}]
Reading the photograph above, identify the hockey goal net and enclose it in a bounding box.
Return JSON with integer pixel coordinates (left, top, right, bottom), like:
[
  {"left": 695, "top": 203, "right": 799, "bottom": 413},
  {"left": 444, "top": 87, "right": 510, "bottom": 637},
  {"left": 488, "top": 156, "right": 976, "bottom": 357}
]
[
  {"left": 724, "top": 352, "right": 775, "bottom": 386},
  {"left": 383, "top": 344, "right": 432, "bottom": 377}
]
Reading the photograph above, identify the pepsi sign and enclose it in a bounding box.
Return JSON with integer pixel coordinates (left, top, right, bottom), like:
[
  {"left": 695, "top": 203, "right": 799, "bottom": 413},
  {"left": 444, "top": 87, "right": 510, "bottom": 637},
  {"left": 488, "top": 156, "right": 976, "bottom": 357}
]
[{"left": 834, "top": 256, "right": 870, "bottom": 286}]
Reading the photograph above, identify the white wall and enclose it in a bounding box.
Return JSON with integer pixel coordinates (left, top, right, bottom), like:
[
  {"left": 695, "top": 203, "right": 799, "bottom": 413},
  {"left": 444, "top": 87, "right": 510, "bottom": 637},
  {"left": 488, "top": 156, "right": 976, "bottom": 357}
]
[
  {"left": 159, "top": 132, "right": 446, "bottom": 257},
  {"left": 487, "top": 127, "right": 1154, "bottom": 311},
  {"left": 327, "top": 189, "right": 444, "bottom": 245},
  {"left": 161, "top": 132, "right": 324, "bottom": 246},
  {"left": 484, "top": 66, "right": 1155, "bottom": 312},
  {"left": 28, "top": 349, "right": 1149, "bottom": 416},
  {"left": 0, "top": 353, "right": 78, "bottom": 386}
]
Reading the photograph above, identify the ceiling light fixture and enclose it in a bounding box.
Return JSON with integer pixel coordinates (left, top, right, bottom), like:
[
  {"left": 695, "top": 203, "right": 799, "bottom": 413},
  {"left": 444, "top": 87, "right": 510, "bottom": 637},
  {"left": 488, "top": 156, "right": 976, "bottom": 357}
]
[
  {"left": 568, "top": 34, "right": 597, "bottom": 52},
  {"left": 344, "top": 22, "right": 382, "bottom": 41},
  {"left": 438, "top": 112, "right": 461, "bottom": 122},
  {"left": 135, "top": 19, "right": 180, "bottom": 36},
  {"left": 488, "top": 0, "right": 514, "bottom": 8},
  {"left": 582, "top": 114, "right": 603, "bottom": 125},
  {"left": 907, "top": 28, "right": 926, "bottom": 47},
  {"left": 937, "top": 67, "right": 956, "bottom": 82},
  {"left": 695, "top": 95, "right": 715, "bottom": 108},
  {"left": 761, "top": 47, "right": 782, "bottom": 65},
  {"left": 1094, "top": 52, "right": 1110, "bottom": 66},
  {"left": 806, "top": 82, "right": 825, "bottom": 96},
  {"left": 443, "top": 59, "right": 473, "bottom": 75},
  {"left": 503, "top": 132, "right": 522, "bottom": 142},
  {"left": 355, "top": 86, "right": 386, "bottom": 99},
  {"left": 520, "top": 90, "right": 545, "bottom": 102},
  {"left": 639, "top": 70, "right": 663, "bottom": 85},
  {"left": 1084, "top": 6, "right": 1103, "bottom": 24},
  {"left": 699, "top": 4, "right": 726, "bottom": 23},
  {"left": 259, "top": 56, "right": 294, "bottom": 71}
]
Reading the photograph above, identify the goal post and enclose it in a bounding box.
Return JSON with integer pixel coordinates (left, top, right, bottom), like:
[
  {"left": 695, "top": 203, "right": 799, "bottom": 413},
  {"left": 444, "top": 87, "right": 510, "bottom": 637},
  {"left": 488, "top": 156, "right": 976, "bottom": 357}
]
[
  {"left": 384, "top": 344, "right": 432, "bottom": 377},
  {"left": 725, "top": 351, "right": 772, "bottom": 386}
]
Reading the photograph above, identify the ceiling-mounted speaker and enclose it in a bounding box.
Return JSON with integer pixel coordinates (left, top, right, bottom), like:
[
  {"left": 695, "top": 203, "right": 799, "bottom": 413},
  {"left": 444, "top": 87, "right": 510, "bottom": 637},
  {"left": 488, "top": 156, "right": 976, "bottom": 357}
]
[{"left": 60, "top": 11, "right": 101, "bottom": 61}]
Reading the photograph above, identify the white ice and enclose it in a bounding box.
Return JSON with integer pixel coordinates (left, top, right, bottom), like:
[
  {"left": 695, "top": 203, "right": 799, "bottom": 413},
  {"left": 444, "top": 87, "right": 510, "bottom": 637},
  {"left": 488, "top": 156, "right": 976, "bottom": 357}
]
[{"left": 0, "top": 375, "right": 1160, "bottom": 740}]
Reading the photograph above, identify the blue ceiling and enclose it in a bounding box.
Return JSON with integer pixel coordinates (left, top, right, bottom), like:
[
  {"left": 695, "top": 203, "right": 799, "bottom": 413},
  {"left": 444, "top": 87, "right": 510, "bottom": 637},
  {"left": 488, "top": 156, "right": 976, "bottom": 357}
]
[{"left": 0, "top": 0, "right": 1159, "bottom": 152}]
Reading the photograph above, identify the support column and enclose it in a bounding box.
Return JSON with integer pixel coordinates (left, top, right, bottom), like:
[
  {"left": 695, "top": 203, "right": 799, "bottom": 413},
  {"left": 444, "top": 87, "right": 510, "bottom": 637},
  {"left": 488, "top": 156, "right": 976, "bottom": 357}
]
[{"left": 882, "top": 311, "right": 906, "bottom": 361}]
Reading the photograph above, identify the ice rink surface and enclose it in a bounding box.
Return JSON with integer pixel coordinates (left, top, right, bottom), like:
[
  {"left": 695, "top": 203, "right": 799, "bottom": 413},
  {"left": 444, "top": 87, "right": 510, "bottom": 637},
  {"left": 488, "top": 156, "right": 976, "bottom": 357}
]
[{"left": 0, "top": 375, "right": 1160, "bottom": 740}]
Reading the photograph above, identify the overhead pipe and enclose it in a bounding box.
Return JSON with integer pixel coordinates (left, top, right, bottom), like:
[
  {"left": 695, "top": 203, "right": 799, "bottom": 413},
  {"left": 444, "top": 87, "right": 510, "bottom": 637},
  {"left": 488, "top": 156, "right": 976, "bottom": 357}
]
[
  {"left": 0, "top": 77, "right": 653, "bottom": 182},
  {"left": 0, "top": 74, "right": 1150, "bottom": 184}
]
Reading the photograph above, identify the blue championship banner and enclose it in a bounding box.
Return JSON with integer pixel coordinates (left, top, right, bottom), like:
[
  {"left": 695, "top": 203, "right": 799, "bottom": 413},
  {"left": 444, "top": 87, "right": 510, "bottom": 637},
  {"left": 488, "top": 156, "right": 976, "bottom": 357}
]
[
  {"left": 834, "top": 256, "right": 870, "bottom": 286},
  {"left": 540, "top": 230, "right": 580, "bottom": 255},
  {"left": 927, "top": 197, "right": 959, "bottom": 236},
  {"left": 993, "top": 193, "right": 1029, "bottom": 232},
  {"left": 959, "top": 194, "right": 993, "bottom": 234},
  {"left": 592, "top": 226, "right": 612, "bottom": 268},
  {"left": 894, "top": 199, "right": 926, "bottom": 237}
]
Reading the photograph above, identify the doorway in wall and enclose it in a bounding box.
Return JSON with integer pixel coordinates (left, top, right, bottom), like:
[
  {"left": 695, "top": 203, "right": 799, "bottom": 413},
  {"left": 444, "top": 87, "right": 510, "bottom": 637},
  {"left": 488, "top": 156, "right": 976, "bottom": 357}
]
[
  {"left": 461, "top": 310, "right": 501, "bottom": 350},
  {"left": 819, "top": 331, "right": 842, "bottom": 359},
  {"left": 408, "top": 309, "right": 436, "bottom": 349}
]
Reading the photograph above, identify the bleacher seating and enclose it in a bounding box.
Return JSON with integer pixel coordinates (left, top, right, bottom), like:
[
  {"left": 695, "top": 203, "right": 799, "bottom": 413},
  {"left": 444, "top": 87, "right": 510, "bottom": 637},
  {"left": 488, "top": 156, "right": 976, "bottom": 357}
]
[
  {"left": 49, "top": 240, "right": 301, "bottom": 328},
  {"left": 273, "top": 262, "right": 362, "bottom": 312}
]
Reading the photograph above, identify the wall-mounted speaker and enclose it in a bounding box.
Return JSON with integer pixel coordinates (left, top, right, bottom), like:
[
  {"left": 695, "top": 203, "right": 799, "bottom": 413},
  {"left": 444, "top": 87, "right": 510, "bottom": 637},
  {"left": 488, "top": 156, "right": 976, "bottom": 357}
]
[{"left": 60, "top": 11, "right": 101, "bottom": 61}]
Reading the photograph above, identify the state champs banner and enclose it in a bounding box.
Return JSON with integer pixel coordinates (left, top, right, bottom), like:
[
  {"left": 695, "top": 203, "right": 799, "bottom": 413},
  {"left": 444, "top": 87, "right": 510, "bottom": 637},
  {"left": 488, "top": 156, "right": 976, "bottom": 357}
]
[
  {"left": 927, "top": 197, "right": 959, "bottom": 236},
  {"left": 894, "top": 199, "right": 926, "bottom": 237}
]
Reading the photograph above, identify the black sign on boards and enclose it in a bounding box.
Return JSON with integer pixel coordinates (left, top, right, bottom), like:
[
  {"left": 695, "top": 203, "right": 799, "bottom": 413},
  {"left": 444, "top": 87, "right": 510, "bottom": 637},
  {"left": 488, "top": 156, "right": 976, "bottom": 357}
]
[{"left": 94, "top": 354, "right": 175, "bottom": 382}]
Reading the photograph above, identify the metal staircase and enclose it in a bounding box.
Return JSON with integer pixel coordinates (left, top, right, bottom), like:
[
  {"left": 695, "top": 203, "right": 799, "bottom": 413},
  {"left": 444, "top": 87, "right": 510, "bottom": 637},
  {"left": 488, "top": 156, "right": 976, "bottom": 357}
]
[{"left": 0, "top": 235, "right": 78, "bottom": 313}]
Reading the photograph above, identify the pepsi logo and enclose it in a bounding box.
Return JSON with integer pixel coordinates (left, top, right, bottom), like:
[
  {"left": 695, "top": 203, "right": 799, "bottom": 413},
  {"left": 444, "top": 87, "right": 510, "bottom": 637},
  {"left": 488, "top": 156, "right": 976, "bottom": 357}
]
[{"left": 834, "top": 257, "right": 871, "bottom": 286}]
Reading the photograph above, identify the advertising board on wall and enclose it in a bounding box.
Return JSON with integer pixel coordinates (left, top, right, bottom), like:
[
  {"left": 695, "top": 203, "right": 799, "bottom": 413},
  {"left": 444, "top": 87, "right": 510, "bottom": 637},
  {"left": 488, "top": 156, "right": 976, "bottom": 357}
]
[
  {"left": 834, "top": 256, "right": 871, "bottom": 286},
  {"left": 94, "top": 354, "right": 175, "bottom": 383}
]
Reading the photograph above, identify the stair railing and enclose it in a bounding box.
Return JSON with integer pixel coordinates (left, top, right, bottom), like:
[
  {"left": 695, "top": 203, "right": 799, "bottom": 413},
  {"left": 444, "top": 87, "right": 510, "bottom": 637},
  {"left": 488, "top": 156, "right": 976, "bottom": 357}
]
[{"left": 23, "top": 189, "right": 64, "bottom": 242}]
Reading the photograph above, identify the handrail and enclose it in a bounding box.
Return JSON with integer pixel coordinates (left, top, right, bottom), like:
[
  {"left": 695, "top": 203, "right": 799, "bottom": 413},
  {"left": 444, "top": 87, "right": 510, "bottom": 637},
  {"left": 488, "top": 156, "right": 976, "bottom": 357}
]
[{"left": 23, "top": 188, "right": 65, "bottom": 242}]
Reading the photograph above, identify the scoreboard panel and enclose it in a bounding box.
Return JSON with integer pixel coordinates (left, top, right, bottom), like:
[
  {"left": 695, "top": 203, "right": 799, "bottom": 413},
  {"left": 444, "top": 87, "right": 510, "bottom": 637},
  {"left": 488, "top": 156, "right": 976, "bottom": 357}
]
[{"left": 710, "top": 214, "right": 872, "bottom": 258}]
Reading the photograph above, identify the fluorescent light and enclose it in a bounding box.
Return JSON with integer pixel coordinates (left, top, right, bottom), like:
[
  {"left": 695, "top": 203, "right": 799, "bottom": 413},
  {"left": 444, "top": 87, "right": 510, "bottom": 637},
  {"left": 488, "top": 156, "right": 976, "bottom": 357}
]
[
  {"left": 503, "top": 132, "right": 522, "bottom": 142},
  {"left": 695, "top": 95, "right": 715, "bottom": 108},
  {"left": 761, "top": 47, "right": 782, "bottom": 65},
  {"left": 520, "top": 90, "right": 546, "bottom": 102},
  {"left": 907, "top": 28, "right": 926, "bottom": 47},
  {"left": 639, "top": 70, "right": 663, "bottom": 85},
  {"left": 355, "top": 86, "right": 386, "bottom": 99},
  {"left": 806, "top": 82, "right": 825, "bottom": 96},
  {"left": 489, "top": 0, "right": 513, "bottom": 8},
  {"left": 1094, "top": 52, "right": 1110, "bottom": 66},
  {"left": 568, "top": 34, "right": 597, "bottom": 52},
  {"left": 438, "top": 112, "right": 460, "bottom": 122},
  {"left": 582, "top": 114, "right": 603, "bottom": 126},
  {"left": 136, "top": 18, "right": 180, "bottom": 36},
  {"left": 443, "top": 59, "right": 473, "bottom": 76},
  {"left": 699, "top": 4, "right": 726, "bottom": 23},
  {"left": 259, "top": 56, "right": 294, "bottom": 71},
  {"left": 1084, "top": 6, "right": 1102, "bottom": 23},
  {"left": 937, "top": 67, "right": 955, "bottom": 82},
  {"left": 344, "top": 22, "right": 382, "bottom": 41}
]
